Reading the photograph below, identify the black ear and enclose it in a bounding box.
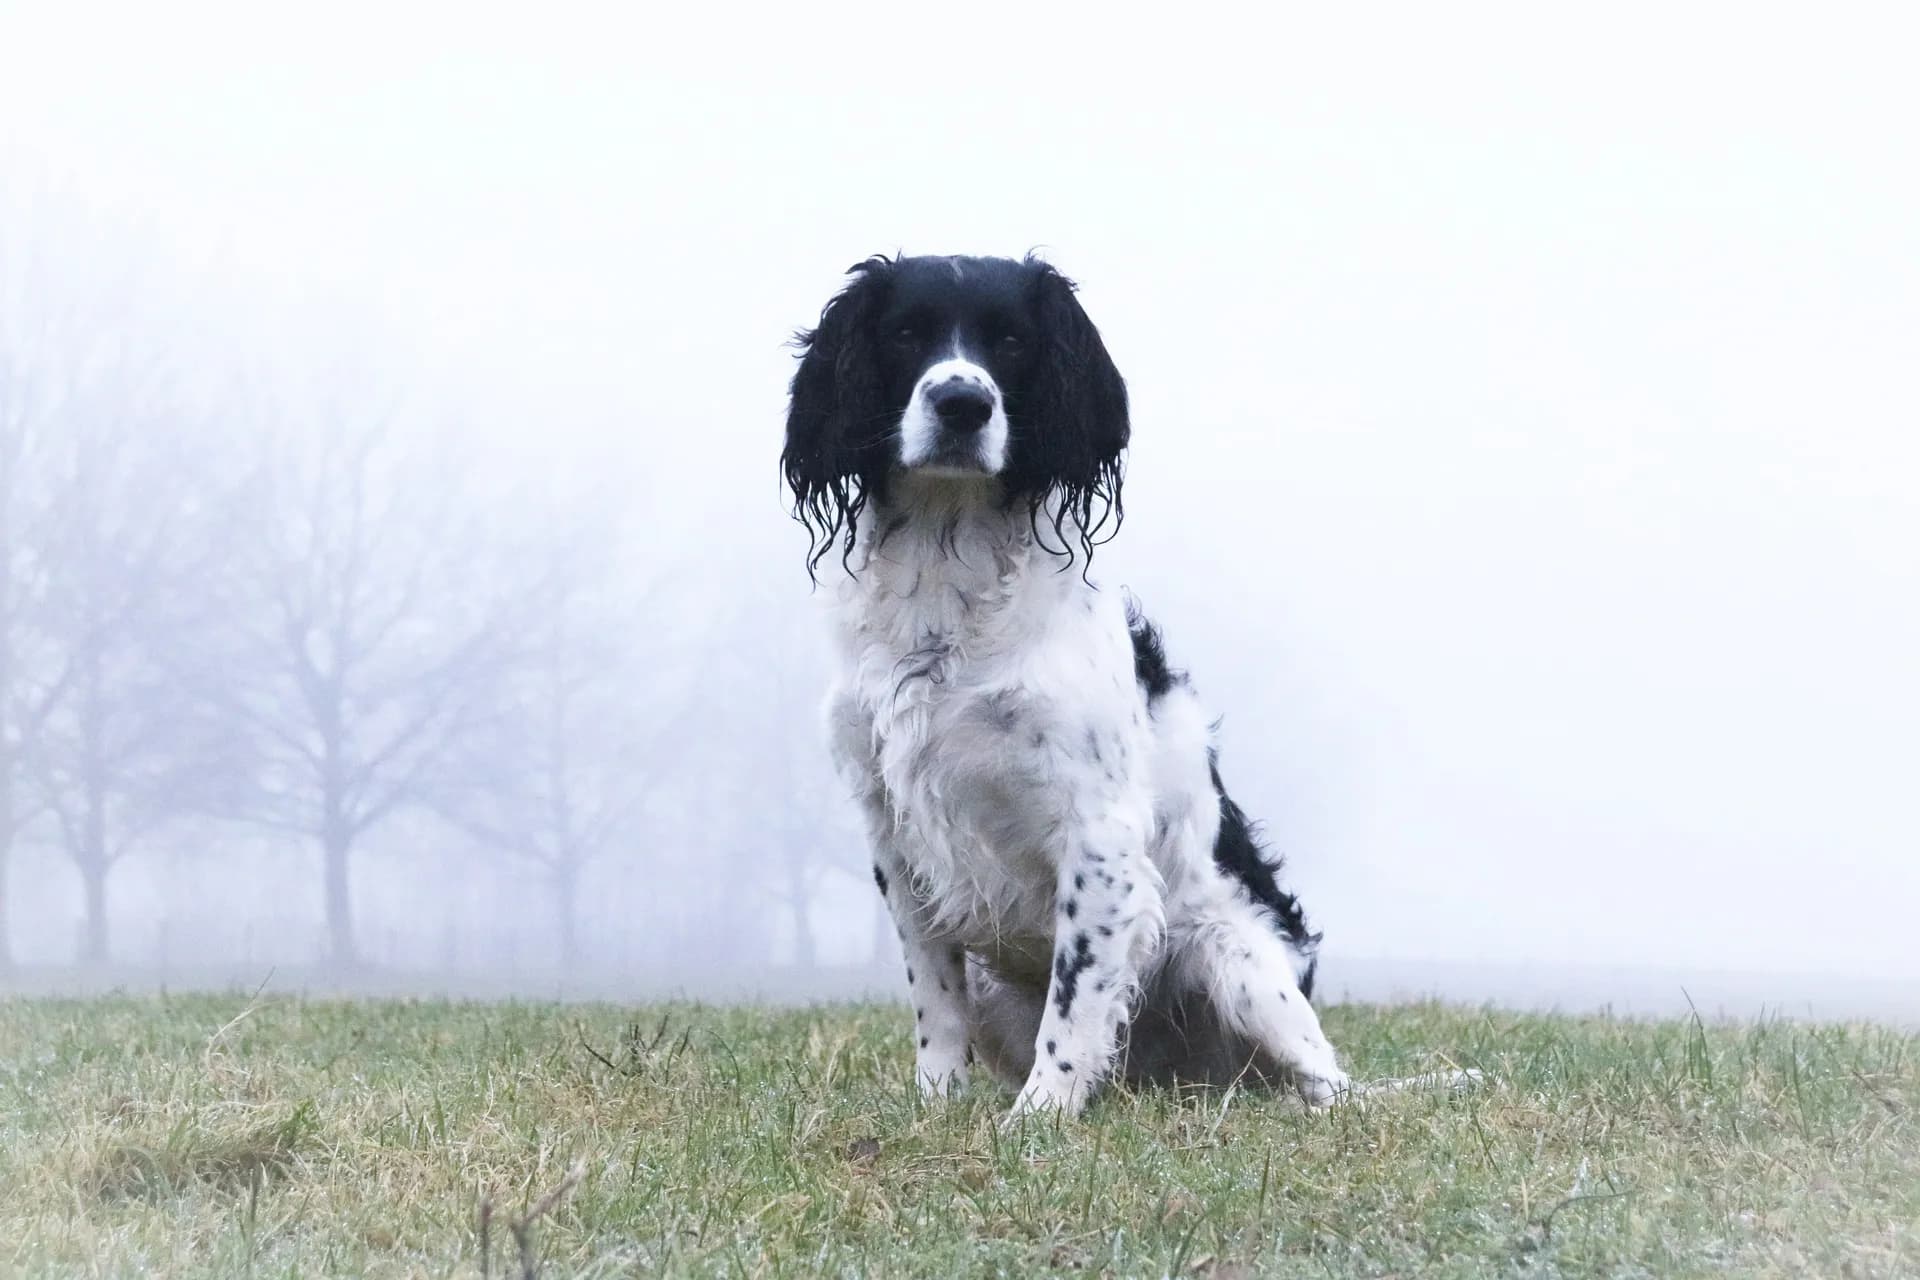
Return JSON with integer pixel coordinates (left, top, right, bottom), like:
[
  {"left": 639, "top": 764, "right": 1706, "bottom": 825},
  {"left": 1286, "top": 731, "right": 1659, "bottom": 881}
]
[
  {"left": 1014, "top": 258, "right": 1130, "bottom": 561},
  {"left": 782, "top": 257, "right": 895, "bottom": 574}
]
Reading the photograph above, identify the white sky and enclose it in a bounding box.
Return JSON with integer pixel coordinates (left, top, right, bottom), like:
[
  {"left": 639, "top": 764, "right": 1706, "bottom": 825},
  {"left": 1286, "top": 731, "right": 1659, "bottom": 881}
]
[{"left": 4, "top": 2, "right": 1917, "bottom": 979}]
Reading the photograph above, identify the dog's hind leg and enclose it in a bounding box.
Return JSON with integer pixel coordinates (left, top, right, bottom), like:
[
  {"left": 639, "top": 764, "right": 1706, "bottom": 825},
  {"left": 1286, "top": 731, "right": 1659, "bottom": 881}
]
[{"left": 1177, "top": 904, "right": 1351, "bottom": 1106}]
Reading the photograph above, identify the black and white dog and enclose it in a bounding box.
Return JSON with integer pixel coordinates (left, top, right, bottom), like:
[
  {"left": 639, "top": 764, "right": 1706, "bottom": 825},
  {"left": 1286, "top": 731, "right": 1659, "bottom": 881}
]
[{"left": 782, "top": 254, "right": 1350, "bottom": 1120}]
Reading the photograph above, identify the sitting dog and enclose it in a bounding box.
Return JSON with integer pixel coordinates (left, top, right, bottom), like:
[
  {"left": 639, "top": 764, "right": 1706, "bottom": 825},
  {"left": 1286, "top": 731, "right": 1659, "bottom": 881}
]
[{"left": 782, "top": 253, "right": 1350, "bottom": 1119}]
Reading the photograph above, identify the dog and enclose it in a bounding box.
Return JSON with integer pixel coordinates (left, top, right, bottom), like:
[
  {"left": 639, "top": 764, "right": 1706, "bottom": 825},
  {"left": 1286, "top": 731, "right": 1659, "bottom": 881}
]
[{"left": 782, "top": 253, "right": 1351, "bottom": 1120}]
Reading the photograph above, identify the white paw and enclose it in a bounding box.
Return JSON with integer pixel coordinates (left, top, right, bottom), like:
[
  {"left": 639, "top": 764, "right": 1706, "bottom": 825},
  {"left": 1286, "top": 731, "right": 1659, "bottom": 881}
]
[
  {"left": 1297, "top": 1067, "right": 1354, "bottom": 1108},
  {"left": 1002, "top": 1076, "right": 1082, "bottom": 1127},
  {"left": 1285, "top": 1034, "right": 1349, "bottom": 1107},
  {"left": 916, "top": 1060, "right": 968, "bottom": 1098}
]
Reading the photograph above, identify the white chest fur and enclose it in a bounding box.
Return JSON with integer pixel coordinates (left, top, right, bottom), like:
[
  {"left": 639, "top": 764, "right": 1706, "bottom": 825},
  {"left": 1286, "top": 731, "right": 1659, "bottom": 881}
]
[{"left": 824, "top": 489, "right": 1155, "bottom": 949}]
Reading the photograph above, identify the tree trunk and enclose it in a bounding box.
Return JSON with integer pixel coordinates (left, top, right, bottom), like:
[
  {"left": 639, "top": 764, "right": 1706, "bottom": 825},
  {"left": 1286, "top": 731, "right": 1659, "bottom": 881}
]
[
  {"left": 79, "top": 736, "right": 111, "bottom": 966},
  {"left": 0, "top": 769, "right": 13, "bottom": 976},
  {"left": 319, "top": 710, "right": 358, "bottom": 971},
  {"left": 1, "top": 487, "right": 15, "bottom": 978},
  {"left": 787, "top": 854, "right": 817, "bottom": 970},
  {"left": 0, "top": 830, "right": 13, "bottom": 977},
  {"left": 322, "top": 818, "right": 357, "bottom": 970},
  {"left": 553, "top": 862, "right": 579, "bottom": 972},
  {"left": 79, "top": 858, "right": 108, "bottom": 967}
]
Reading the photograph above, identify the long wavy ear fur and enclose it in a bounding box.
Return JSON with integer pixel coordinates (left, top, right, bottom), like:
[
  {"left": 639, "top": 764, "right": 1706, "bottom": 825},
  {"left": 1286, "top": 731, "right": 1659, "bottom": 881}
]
[
  {"left": 783, "top": 256, "right": 896, "bottom": 575},
  {"left": 1013, "top": 257, "right": 1130, "bottom": 567}
]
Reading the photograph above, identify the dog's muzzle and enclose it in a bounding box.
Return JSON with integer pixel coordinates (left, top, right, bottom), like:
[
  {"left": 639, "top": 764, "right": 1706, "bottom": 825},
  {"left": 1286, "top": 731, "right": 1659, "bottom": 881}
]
[{"left": 899, "top": 360, "right": 1009, "bottom": 474}]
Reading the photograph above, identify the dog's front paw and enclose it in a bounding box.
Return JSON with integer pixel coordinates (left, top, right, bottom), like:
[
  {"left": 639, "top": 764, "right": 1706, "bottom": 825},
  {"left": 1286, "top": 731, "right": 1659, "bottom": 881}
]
[
  {"left": 916, "top": 1062, "right": 968, "bottom": 1099},
  {"left": 1284, "top": 1033, "right": 1351, "bottom": 1108},
  {"left": 1001, "top": 1074, "right": 1084, "bottom": 1128},
  {"left": 920, "top": 1074, "right": 968, "bottom": 1099},
  {"left": 1296, "top": 1066, "right": 1354, "bottom": 1108}
]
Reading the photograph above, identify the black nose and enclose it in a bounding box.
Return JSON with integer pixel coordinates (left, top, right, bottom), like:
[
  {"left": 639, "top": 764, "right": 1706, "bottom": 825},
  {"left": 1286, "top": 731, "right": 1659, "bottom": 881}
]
[{"left": 927, "top": 380, "right": 995, "bottom": 433}]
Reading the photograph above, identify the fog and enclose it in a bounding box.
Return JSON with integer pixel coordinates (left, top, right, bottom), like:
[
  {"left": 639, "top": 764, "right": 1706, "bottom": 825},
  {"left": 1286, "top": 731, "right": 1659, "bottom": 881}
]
[{"left": 2, "top": 7, "right": 1915, "bottom": 1019}]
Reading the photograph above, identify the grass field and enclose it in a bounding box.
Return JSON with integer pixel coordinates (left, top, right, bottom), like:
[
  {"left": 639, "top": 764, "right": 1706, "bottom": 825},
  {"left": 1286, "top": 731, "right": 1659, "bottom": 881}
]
[{"left": 1, "top": 994, "right": 1915, "bottom": 1278}]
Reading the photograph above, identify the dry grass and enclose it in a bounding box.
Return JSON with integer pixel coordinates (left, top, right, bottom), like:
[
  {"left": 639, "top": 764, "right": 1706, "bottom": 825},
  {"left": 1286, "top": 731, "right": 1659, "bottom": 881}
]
[
  {"left": 82, "top": 1099, "right": 319, "bottom": 1201},
  {"left": 0, "top": 993, "right": 1914, "bottom": 1277}
]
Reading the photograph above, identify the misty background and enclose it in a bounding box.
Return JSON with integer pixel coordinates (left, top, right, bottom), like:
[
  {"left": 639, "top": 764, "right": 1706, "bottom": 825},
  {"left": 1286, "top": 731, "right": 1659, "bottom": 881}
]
[{"left": 1, "top": 6, "right": 1915, "bottom": 1020}]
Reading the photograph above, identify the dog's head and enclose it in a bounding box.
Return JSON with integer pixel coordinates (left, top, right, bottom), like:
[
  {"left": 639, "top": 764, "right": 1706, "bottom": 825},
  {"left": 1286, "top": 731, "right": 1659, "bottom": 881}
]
[{"left": 783, "top": 254, "right": 1129, "bottom": 574}]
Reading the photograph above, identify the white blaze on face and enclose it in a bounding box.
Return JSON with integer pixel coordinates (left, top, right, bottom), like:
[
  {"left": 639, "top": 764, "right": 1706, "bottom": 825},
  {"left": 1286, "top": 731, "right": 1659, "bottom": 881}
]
[{"left": 898, "top": 356, "right": 1009, "bottom": 475}]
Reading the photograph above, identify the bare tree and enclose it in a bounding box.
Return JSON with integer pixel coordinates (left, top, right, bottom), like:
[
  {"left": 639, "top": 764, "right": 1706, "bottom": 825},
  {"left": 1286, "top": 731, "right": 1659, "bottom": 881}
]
[
  {"left": 757, "top": 641, "right": 833, "bottom": 969},
  {"left": 427, "top": 547, "right": 648, "bottom": 968},
  {"left": 26, "top": 348, "right": 230, "bottom": 964},
  {"left": 697, "top": 571, "right": 864, "bottom": 971},
  {"left": 420, "top": 463, "right": 750, "bottom": 974},
  {"left": 0, "top": 323, "right": 61, "bottom": 973},
  {"left": 0, "top": 181, "right": 152, "bottom": 970},
  {"left": 199, "top": 392, "right": 522, "bottom": 970}
]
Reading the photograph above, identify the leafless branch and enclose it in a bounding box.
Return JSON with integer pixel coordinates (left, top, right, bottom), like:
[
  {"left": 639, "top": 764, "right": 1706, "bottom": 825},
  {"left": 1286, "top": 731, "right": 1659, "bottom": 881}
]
[{"left": 508, "top": 1160, "right": 586, "bottom": 1280}]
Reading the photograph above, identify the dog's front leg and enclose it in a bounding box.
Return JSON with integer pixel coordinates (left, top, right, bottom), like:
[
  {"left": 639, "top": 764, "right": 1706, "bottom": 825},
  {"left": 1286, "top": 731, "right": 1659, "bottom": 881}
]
[
  {"left": 1008, "top": 819, "right": 1163, "bottom": 1121},
  {"left": 831, "top": 691, "right": 971, "bottom": 1099},
  {"left": 871, "top": 855, "right": 971, "bottom": 1097}
]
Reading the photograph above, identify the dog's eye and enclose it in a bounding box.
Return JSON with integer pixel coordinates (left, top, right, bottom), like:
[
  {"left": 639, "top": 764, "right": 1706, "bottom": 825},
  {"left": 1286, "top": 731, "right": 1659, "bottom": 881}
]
[
  {"left": 891, "top": 325, "right": 921, "bottom": 347},
  {"left": 996, "top": 334, "right": 1025, "bottom": 355}
]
